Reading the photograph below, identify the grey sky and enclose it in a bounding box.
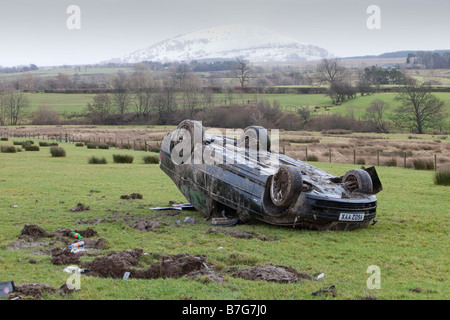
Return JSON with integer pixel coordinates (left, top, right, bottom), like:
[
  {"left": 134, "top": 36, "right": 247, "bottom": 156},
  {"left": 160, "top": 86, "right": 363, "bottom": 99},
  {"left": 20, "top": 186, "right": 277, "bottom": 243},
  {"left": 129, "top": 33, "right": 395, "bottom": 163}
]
[{"left": 0, "top": 0, "right": 448, "bottom": 66}]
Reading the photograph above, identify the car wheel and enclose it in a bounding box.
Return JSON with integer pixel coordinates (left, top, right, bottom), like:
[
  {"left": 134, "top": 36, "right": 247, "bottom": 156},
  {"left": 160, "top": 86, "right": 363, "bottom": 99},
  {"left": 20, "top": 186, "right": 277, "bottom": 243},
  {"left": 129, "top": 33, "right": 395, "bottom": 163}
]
[
  {"left": 342, "top": 169, "right": 373, "bottom": 194},
  {"left": 270, "top": 165, "right": 303, "bottom": 207},
  {"left": 171, "top": 120, "right": 204, "bottom": 153},
  {"left": 238, "top": 126, "right": 271, "bottom": 152}
]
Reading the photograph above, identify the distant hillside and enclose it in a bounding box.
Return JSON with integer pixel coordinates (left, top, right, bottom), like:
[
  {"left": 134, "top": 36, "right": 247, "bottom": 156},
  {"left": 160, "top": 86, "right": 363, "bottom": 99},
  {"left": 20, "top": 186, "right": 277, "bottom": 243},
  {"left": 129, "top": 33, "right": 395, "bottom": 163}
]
[
  {"left": 109, "top": 24, "right": 331, "bottom": 64},
  {"left": 345, "top": 50, "right": 450, "bottom": 59}
]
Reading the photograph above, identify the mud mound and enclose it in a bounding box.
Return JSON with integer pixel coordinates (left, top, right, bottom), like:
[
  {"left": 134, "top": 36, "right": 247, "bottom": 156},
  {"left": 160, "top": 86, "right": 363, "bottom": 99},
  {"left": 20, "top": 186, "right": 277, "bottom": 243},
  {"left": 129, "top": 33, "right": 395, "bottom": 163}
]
[
  {"left": 11, "top": 283, "right": 56, "bottom": 300},
  {"left": 120, "top": 193, "right": 143, "bottom": 199},
  {"left": 70, "top": 203, "right": 90, "bottom": 212},
  {"left": 312, "top": 285, "right": 337, "bottom": 297},
  {"left": 128, "top": 219, "right": 166, "bottom": 232},
  {"left": 83, "top": 250, "right": 211, "bottom": 280},
  {"left": 51, "top": 248, "right": 81, "bottom": 265},
  {"left": 83, "top": 238, "right": 107, "bottom": 250},
  {"left": 207, "top": 228, "right": 279, "bottom": 241},
  {"left": 131, "top": 253, "right": 209, "bottom": 279},
  {"left": 82, "top": 249, "right": 144, "bottom": 278},
  {"left": 20, "top": 224, "right": 52, "bottom": 240},
  {"left": 234, "top": 264, "right": 312, "bottom": 283}
]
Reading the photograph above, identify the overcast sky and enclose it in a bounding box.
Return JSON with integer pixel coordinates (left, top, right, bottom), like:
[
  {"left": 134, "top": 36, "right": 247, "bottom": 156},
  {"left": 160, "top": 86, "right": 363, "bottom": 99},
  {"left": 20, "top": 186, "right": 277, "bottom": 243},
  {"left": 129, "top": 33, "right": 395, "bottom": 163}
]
[{"left": 0, "top": 0, "right": 448, "bottom": 67}]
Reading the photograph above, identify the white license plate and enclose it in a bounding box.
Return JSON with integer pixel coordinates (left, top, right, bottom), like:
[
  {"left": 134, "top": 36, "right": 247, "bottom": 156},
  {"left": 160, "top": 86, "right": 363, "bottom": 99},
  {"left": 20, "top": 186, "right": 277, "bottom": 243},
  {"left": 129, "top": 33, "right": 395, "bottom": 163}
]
[{"left": 339, "top": 213, "right": 364, "bottom": 221}]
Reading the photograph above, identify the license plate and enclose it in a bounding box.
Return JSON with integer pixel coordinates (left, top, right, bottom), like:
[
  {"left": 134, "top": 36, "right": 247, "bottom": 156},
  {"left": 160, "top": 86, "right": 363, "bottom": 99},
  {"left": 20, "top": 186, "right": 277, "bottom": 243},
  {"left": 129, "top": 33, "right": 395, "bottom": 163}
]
[{"left": 339, "top": 213, "right": 364, "bottom": 221}]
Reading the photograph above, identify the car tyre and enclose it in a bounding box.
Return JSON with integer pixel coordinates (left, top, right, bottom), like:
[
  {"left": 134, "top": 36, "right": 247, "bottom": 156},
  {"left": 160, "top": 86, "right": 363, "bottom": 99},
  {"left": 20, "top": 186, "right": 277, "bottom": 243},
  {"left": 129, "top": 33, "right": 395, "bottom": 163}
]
[
  {"left": 342, "top": 169, "right": 373, "bottom": 194},
  {"left": 238, "top": 126, "right": 271, "bottom": 152},
  {"left": 270, "top": 165, "right": 303, "bottom": 207}
]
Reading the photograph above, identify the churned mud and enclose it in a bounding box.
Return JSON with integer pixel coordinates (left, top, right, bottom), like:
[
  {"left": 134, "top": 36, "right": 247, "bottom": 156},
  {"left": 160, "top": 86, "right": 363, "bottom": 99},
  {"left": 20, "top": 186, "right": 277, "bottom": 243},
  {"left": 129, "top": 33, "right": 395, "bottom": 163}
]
[
  {"left": 10, "top": 283, "right": 56, "bottom": 300},
  {"left": 128, "top": 219, "right": 167, "bottom": 232},
  {"left": 69, "top": 202, "right": 90, "bottom": 212},
  {"left": 82, "top": 250, "right": 213, "bottom": 280},
  {"left": 207, "top": 228, "right": 279, "bottom": 241},
  {"left": 120, "top": 193, "right": 143, "bottom": 200},
  {"left": 233, "top": 264, "right": 312, "bottom": 283}
]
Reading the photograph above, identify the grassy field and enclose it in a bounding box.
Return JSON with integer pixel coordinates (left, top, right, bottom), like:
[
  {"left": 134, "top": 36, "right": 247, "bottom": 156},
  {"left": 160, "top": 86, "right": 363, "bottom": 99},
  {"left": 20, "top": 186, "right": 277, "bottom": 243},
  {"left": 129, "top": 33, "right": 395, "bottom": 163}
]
[
  {"left": 0, "top": 137, "right": 448, "bottom": 300},
  {"left": 24, "top": 91, "right": 450, "bottom": 119}
]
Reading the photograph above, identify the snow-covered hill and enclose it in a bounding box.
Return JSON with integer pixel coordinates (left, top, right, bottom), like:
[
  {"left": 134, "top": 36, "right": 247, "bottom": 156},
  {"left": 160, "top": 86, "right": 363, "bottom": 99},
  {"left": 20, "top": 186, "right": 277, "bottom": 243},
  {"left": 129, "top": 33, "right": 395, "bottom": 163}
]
[{"left": 114, "top": 24, "right": 331, "bottom": 63}]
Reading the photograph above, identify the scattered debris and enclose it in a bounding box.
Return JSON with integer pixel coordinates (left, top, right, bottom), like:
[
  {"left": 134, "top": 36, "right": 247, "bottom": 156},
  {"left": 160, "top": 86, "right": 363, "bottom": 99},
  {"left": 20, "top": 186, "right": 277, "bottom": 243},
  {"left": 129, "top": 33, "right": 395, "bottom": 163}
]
[
  {"left": 184, "top": 217, "right": 196, "bottom": 224},
  {"left": 150, "top": 203, "right": 194, "bottom": 211},
  {"left": 312, "top": 285, "right": 337, "bottom": 297},
  {"left": 70, "top": 203, "right": 90, "bottom": 212},
  {"left": 233, "top": 264, "right": 312, "bottom": 283},
  {"left": 150, "top": 206, "right": 182, "bottom": 211},
  {"left": 211, "top": 217, "right": 239, "bottom": 227},
  {"left": 315, "top": 273, "right": 325, "bottom": 280},
  {"left": 68, "top": 241, "right": 85, "bottom": 250},
  {"left": 0, "top": 281, "right": 15, "bottom": 298},
  {"left": 120, "top": 193, "right": 143, "bottom": 200}
]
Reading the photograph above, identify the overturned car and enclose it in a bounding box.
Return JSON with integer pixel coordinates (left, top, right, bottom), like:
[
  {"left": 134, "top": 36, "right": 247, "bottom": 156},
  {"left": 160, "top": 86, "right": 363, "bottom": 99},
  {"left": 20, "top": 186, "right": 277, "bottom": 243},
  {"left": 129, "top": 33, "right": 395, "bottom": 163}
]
[{"left": 159, "top": 120, "right": 382, "bottom": 231}]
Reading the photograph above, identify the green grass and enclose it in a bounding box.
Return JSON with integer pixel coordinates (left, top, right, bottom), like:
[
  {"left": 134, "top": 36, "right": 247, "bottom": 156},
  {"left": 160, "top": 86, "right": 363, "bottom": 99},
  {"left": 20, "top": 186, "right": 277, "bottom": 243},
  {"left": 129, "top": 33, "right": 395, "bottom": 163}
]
[
  {"left": 24, "top": 91, "right": 450, "bottom": 126},
  {"left": 0, "top": 138, "right": 448, "bottom": 300}
]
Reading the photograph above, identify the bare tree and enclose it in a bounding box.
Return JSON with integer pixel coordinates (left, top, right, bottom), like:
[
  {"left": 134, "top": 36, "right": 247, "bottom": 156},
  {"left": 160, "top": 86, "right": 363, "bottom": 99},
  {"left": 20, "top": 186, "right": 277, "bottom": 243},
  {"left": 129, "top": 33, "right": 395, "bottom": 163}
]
[
  {"left": 86, "top": 93, "right": 112, "bottom": 124},
  {"left": 364, "top": 99, "right": 390, "bottom": 133},
  {"left": 181, "top": 75, "right": 202, "bottom": 118},
  {"left": 392, "top": 78, "right": 445, "bottom": 134},
  {"left": 129, "top": 71, "right": 157, "bottom": 123},
  {"left": 111, "top": 73, "right": 132, "bottom": 124},
  {"left": 0, "top": 89, "right": 30, "bottom": 125},
  {"left": 297, "top": 106, "right": 311, "bottom": 124},
  {"left": 233, "top": 57, "right": 255, "bottom": 87},
  {"left": 317, "top": 58, "right": 346, "bottom": 85}
]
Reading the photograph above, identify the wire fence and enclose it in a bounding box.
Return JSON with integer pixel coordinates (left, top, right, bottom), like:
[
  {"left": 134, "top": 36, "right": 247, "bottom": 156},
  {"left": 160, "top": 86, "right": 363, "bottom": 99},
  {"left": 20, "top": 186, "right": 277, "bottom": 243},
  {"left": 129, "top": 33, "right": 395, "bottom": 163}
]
[{"left": 1, "top": 131, "right": 445, "bottom": 171}]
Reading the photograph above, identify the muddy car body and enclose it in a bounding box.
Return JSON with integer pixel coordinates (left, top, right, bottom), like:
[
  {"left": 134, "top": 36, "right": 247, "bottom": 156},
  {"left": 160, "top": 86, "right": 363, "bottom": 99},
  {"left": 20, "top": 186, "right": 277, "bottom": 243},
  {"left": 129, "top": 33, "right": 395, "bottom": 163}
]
[{"left": 159, "top": 120, "right": 382, "bottom": 231}]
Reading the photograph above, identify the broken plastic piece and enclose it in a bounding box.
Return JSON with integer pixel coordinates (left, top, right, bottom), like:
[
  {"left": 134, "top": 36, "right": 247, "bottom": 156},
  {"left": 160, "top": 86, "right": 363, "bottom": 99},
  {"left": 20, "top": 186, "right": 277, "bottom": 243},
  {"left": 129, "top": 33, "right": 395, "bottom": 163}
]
[
  {"left": 68, "top": 241, "right": 85, "bottom": 249},
  {"left": 184, "top": 217, "right": 196, "bottom": 223},
  {"left": 315, "top": 273, "right": 325, "bottom": 280},
  {"left": 0, "top": 281, "right": 15, "bottom": 298},
  {"left": 211, "top": 217, "right": 239, "bottom": 227}
]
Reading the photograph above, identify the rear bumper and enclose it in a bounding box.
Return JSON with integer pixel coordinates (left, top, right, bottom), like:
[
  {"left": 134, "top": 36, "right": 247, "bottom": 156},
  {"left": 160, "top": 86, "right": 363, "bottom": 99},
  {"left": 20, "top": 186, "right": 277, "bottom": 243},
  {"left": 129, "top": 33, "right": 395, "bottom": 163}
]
[{"left": 298, "top": 194, "right": 378, "bottom": 223}]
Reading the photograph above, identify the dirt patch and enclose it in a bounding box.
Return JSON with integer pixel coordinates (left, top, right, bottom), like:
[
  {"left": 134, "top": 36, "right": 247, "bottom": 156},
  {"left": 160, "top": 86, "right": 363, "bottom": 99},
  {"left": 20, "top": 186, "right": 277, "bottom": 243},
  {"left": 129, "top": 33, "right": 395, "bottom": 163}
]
[
  {"left": 312, "top": 285, "right": 338, "bottom": 297},
  {"left": 51, "top": 248, "right": 81, "bottom": 265},
  {"left": 10, "top": 283, "right": 56, "bottom": 300},
  {"left": 55, "top": 227, "right": 99, "bottom": 238},
  {"left": 233, "top": 264, "right": 312, "bottom": 283},
  {"left": 20, "top": 224, "right": 52, "bottom": 240},
  {"left": 207, "top": 228, "right": 279, "bottom": 241},
  {"left": 128, "top": 219, "right": 167, "bottom": 232},
  {"left": 82, "top": 250, "right": 212, "bottom": 280},
  {"left": 120, "top": 193, "right": 143, "bottom": 200},
  {"left": 70, "top": 203, "right": 90, "bottom": 212}
]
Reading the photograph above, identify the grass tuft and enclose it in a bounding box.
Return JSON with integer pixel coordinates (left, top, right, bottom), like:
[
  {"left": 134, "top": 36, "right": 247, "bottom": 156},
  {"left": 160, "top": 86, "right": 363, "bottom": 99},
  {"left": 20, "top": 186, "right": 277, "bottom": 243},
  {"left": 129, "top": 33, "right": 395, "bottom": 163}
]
[
  {"left": 50, "top": 146, "right": 66, "bottom": 157},
  {"left": 113, "top": 154, "right": 134, "bottom": 164}
]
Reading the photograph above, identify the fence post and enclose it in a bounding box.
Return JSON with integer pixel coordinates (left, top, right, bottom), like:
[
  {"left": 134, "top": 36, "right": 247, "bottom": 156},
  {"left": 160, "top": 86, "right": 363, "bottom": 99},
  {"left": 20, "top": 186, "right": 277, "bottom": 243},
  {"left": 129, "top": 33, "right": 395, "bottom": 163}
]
[
  {"left": 377, "top": 150, "right": 380, "bottom": 166},
  {"left": 404, "top": 152, "right": 407, "bottom": 168},
  {"left": 434, "top": 154, "right": 437, "bottom": 171},
  {"left": 305, "top": 147, "right": 308, "bottom": 161},
  {"left": 329, "top": 149, "right": 331, "bottom": 163},
  {"left": 353, "top": 150, "right": 356, "bottom": 165}
]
